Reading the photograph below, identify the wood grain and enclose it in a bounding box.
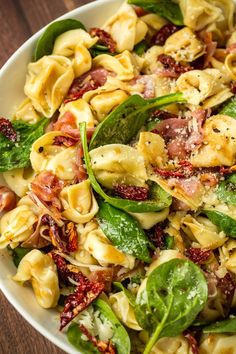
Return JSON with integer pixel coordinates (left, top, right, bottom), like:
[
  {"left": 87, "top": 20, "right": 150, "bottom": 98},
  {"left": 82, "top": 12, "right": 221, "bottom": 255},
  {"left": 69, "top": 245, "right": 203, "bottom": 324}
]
[{"left": 0, "top": 1, "right": 94, "bottom": 352}]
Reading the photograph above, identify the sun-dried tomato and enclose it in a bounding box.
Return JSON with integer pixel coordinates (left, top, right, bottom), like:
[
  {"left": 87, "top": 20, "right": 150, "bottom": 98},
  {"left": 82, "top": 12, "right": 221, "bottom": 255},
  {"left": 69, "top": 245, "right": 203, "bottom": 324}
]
[
  {"left": 152, "top": 24, "right": 180, "bottom": 46},
  {"left": 231, "top": 81, "right": 236, "bottom": 94},
  {"left": 185, "top": 247, "right": 212, "bottom": 265},
  {"left": 42, "top": 214, "right": 67, "bottom": 252},
  {"left": 114, "top": 185, "right": 149, "bottom": 201},
  {"left": 184, "top": 331, "right": 199, "bottom": 354},
  {"left": 155, "top": 161, "right": 193, "bottom": 179},
  {"left": 60, "top": 274, "right": 104, "bottom": 329},
  {"left": 0, "top": 186, "right": 17, "bottom": 212},
  {"left": 217, "top": 272, "right": 236, "bottom": 300},
  {"left": 54, "top": 135, "right": 78, "bottom": 147},
  {"left": 134, "top": 6, "right": 147, "bottom": 17},
  {"left": 90, "top": 27, "right": 116, "bottom": 53},
  {"left": 158, "top": 54, "right": 193, "bottom": 78},
  {"left": 63, "top": 222, "right": 78, "bottom": 253},
  {"left": 80, "top": 325, "right": 116, "bottom": 354},
  {"left": 51, "top": 252, "right": 72, "bottom": 283},
  {"left": 0, "top": 117, "right": 17, "bottom": 142},
  {"left": 219, "top": 166, "right": 233, "bottom": 175},
  {"left": 151, "top": 225, "right": 165, "bottom": 249}
]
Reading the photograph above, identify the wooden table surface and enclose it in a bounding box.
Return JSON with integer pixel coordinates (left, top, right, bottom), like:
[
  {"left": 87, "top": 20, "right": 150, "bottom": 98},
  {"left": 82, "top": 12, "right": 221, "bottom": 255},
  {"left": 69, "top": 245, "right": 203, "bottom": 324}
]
[{"left": 0, "top": 1, "right": 92, "bottom": 353}]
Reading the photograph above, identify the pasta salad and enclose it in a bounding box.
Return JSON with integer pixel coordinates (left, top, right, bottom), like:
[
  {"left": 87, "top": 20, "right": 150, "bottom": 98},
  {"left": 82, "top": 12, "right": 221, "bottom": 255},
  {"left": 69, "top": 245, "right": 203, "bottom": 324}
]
[{"left": 1, "top": 0, "right": 236, "bottom": 353}]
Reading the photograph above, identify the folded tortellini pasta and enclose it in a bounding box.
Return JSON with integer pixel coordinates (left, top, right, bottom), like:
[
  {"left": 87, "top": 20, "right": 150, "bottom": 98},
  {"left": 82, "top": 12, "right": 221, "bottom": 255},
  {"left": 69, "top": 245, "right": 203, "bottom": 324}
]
[
  {"left": 24, "top": 55, "right": 74, "bottom": 117},
  {"left": 13, "top": 250, "right": 60, "bottom": 308},
  {"left": 92, "top": 50, "right": 142, "bottom": 81},
  {"left": 199, "top": 334, "right": 236, "bottom": 353},
  {"left": 84, "top": 226, "right": 135, "bottom": 268},
  {"left": 176, "top": 69, "right": 233, "bottom": 107},
  {"left": 59, "top": 98, "right": 95, "bottom": 129},
  {"left": 89, "top": 144, "right": 148, "bottom": 189},
  {"left": 30, "top": 131, "right": 77, "bottom": 180},
  {"left": 0, "top": 205, "right": 37, "bottom": 249},
  {"left": 181, "top": 215, "right": 227, "bottom": 249},
  {"left": 103, "top": 2, "right": 147, "bottom": 52},
  {"left": 220, "top": 239, "right": 236, "bottom": 274},
  {"left": 151, "top": 335, "right": 192, "bottom": 354},
  {"left": 137, "top": 132, "right": 167, "bottom": 168},
  {"left": 164, "top": 27, "right": 205, "bottom": 62},
  {"left": 3, "top": 168, "right": 35, "bottom": 197},
  {"left": 60, "top": 180, "right": 99, "bottom": 224},
  {"left": 53, "top": 29, "right": 98, "bottom": 78},
  {"left": 190, "top": 115, "right": 236, "bottom": 167},
  {"left": 140, "top": 14, "right": 167, "bottom": 38},
  {"left": 109, "top": 292, "right": 142, "bottom": 330},
  {"left": 75, "top": 221, "right": 99, "bottom": 266},
  {"left": 13, "top": 98, "right": 42, "bottom": 124},
  {"left": 178, "top": 0, "right": 234, "bottom": 32},
  {"left": 130, "top": 208, "right": 170, "bottom": 230}
]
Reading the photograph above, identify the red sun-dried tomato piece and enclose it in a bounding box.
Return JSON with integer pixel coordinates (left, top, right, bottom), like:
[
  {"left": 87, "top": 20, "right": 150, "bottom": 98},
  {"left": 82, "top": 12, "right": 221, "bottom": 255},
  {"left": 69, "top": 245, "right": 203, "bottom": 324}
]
[
  {"left": 42, "top": 214, "right": 67, "bottom": 252},
  {"left": 231, "top": 81, "right": 236, "bottom": 94},
  {"left": 185, "top": 247, "right": 212, "bottom": 265},
  {"left": 54, "top": 135, "right": 78, "bottom": 147},
  {"left": 114, "top": 185, "right": 149, "bottom": 201},
  {"left": 155, "top": 161, "right": 193, "bottom": 179},
  {"left": 151, "top": 109, "right": 178, "bottom": 120},
  {"left": 0, "top": 117, "right": 17, "bottom": 142},
  {"left": 217, "top": 272, "right": 236, "bottom": 300},
  {"left": 158, "top": 54, "right": 193, "bottom": 78},
  {"left": 60, "top": 274, "right": 104, "bottom": 330},
  {"left": 90, "top": 27, "right": 117, "bottom": 53},
  {"left": 80, "top": 325, "right": 116, "bottom": 354},
  {"left": 63, "top": 222, "right": 78, "bottom": 253},
  {"left": 184, "top": 331, "right": 199, "bottom": 354},
  {"left": 152, "top": 24, "right": 180, "bottom": 46},
  {"left": 134, "top": 6, "right": 147, "bottom": 17},
  {"left": 151, "top": 224, "right": 165, "bottom": 249}
]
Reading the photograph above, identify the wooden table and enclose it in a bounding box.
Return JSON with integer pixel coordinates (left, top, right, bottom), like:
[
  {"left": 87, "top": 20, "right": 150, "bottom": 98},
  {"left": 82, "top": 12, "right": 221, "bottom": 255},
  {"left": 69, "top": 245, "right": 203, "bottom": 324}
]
[{"left": 0, "top": 1, "right": 92, "bottom": 353}]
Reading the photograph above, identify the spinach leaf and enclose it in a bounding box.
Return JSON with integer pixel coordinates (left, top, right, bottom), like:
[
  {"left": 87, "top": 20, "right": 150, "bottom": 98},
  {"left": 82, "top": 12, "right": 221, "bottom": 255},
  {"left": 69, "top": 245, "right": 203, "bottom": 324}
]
[
  {"left": 220, "top": 96, "right": 236, "bottom": 119},
  {"left": 89, "top": 93, "right": 185, "bottom": 150},
  {"left": 134, "top": 40, "right": 149, "bottom": 56},
  {"left": 216, "top": 173, "right": 236, "bottom": 205},
  {"left": 113, "top": 282, "right": 136, "bottom": 307},
  {"left": 94, "top": 299, "right": 131, "bottom": 354},
  {"left": 203, "top": 317, "right": 236, "bottom": 333},
  {"left": 127, "top": 0, "right": 184, "bottom": 26},
  {"left": 97, "top": 200, "right": 152, "bottom": 263},
  {"left": 67, "top": 299, "right": 130, "bottom": 354},
  {"left": 34, "top": 19, "right": 86, "bottom": 61},
  {"left": 90, "top": 44, "right": 116, "bottom": 58},
  {"left": 67, "top": 323, "right": 100, "bottom": 354},
  {"left": 136, "top": 259, "right": 208, "bottom": 354},
  {"left": 0, "top": 119, "right": 48, "bottom": 172},
  {"left": 9, "top": 247, "right": 33, "bottom": 268},
  {"left": 203, "top": 209, "right": 236, "bottom": 237},
  {"left": 80, "top": 122, "right": 172, "bottom": 213}
]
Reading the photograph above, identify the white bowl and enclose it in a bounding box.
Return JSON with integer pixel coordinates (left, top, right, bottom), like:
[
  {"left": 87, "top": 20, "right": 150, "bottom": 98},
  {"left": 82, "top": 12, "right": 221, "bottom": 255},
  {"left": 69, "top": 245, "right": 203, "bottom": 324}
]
[{"left": 0, "top": 1, "right": 123, "bottom": 353}]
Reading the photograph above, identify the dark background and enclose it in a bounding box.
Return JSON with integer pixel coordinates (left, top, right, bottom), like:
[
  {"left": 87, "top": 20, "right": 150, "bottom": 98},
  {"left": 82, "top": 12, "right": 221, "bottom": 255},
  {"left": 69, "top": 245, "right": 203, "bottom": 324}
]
[{"left": 0, "top": 0, "right": 92, "bottom": 353}]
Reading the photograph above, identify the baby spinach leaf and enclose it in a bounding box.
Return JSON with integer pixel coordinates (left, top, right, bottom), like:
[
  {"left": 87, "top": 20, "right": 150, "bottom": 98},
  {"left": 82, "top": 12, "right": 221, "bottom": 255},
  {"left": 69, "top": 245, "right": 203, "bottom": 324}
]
[
  {"left": 34, "top": 19, "right": 86, "bottom": 61},
  {"left": 9, "top": 247, "right": 33, "bottom": 268},
  {"left": 134, "top": 40, "right": 149, "bottom": 56},
  {"left": 0, "top": 118, "right": 48, "bottom": 172},
  {"left": 203, "top": 317, "right": 236, "bottom": 333},
  {"left": 113, "top": 282, "right": 136, "bottom": 307},
  {"left": 97, "top": 200, "right": 152, "bottom": 263},
  {"left": 127, "top": 0, "right": 184, "bottom": 26},
  {"left": 217, "top": 173, "right": 236, "bottom": 205},
  {"left": 89, "top": 93, "right": 185, "bottom": 150},
  {"left": 203, "top": 209, "right": 236, "bottom": 237},
  {"left": 90, "top": 44, "right": 116, "bottom": 58},
  {"left": 94, "top": 299, "right": 131, "bottom": 354},
  {"left": 136, "top": 259, "right": 208, "bottom": 354},
  {"left": 220, "top": 96, "right": 236, "bottom": 119},
  {"left": 67, "top": 323, "right": 100, "bottom": 354},
  {"left": 80, "top": 122, "right": 172, "bottom": 213}
]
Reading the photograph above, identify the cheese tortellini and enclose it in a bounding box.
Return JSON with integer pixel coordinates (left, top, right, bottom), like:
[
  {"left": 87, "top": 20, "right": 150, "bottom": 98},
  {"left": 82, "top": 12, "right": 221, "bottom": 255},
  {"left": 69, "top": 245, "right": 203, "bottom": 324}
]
[
  {"left": 60, "top": 180, "right": 99, "bottom": 223},
  {"left": 24, "top": 55, "right": 74, "bottom": 117},
  {"left": 84, "top": 226, "right": 135, "bottom": 269},
  {"left": 13, "top": 250, "right": 60, "bottom": 308},
  {"left": 151, "top": 335, "right": 192, "bottom": 354},
  {"left": 13, "top": 98, "right": 42, "bottom": 124},
  {"left": 190, "top": 115, "right": 236, "bottom": 167},
  {"left": 103, "top": 2, "right": 147, "bottom": 52},
  {"left": 0, "top": 205, "right": 37, "bottom": 249},
  {"left": 199, "top": 334, "right": 236, "bottom": 353},
  {"left": 89, "top": 144, "right": 148, "bottom": 189},
  {"left": 137, "top": 132, "right": 167, "bottom": 168},
  {"left": 30, "top": 131, "right": 77, "bottom": 180},
  {"left": 3, "top": 168, "right": 35, "bottom": 197},
  {"left": 59, "top": 98, "right": 95, "bottom": 129}
]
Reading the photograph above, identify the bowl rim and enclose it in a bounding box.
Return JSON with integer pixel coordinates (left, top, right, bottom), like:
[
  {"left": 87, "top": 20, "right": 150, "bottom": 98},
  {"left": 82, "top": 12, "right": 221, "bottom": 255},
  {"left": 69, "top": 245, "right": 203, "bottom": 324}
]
[{"left": 0, "top": 1, "right": 121, "bottom": 353}]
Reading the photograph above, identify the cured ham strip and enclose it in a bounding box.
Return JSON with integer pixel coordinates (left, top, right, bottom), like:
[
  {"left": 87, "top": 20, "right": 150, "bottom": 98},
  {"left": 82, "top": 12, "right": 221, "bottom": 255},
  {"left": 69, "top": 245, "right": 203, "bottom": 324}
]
[
  {"left": 0, "top": 186, "right": 17, "bottom": 213},
  {"left": 157, "top": 54, "right": 193, "bottom": 78},
  {"left": 65, "top": 69, "right": 110, "bottom": 103}
]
